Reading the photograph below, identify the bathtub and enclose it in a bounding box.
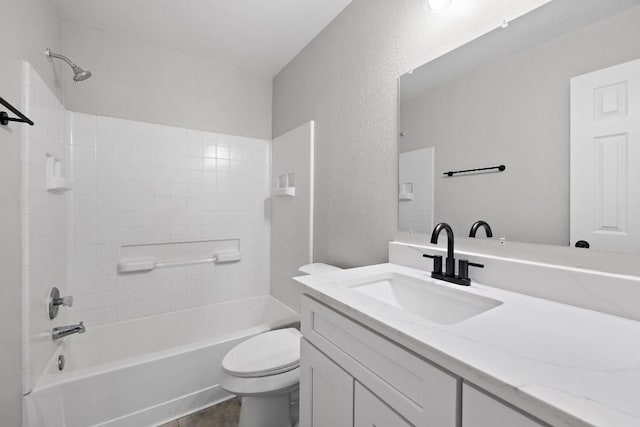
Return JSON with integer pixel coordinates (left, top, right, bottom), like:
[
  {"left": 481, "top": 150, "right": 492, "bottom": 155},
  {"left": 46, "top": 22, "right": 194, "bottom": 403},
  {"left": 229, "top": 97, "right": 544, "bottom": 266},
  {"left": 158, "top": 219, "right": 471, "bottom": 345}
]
[{"left": 24, "top": 296, "right": 299, "bottom": 427}]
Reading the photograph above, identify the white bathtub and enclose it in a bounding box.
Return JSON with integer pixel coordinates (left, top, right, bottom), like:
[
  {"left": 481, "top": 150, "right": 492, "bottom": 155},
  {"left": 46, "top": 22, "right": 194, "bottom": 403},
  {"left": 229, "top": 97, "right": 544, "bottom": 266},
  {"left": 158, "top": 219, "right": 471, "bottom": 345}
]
[{"left": 24, "top": 296, "right": 299, "bottom": 427}]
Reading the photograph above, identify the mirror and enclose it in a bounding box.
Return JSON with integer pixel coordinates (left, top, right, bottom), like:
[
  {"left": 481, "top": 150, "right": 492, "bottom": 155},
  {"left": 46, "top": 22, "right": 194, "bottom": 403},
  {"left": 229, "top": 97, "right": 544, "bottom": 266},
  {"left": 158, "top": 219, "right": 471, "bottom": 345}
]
[{"left": 399, "top": 0, "right": 640, "bottom": 254}]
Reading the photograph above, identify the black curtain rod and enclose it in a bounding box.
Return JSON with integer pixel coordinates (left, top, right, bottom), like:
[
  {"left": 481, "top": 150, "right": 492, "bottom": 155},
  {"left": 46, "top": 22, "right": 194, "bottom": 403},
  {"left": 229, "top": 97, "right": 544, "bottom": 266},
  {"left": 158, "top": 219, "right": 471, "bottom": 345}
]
[
  {"left": 444, "top": 165, "right": 506, "bottom": 177},
  {"left": 0, "top": 95, "right": 34, "bottom": 126}
]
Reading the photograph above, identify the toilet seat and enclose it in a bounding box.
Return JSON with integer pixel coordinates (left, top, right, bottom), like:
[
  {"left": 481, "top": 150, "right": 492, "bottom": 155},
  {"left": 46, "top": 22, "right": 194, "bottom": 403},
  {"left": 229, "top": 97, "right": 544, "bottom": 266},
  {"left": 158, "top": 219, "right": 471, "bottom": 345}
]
[
  {"left": 221, "top": 367, "right": 300, "bottom": 397},
  {"left": 223, "top": 328, "right": 301, "bottom": 378}
]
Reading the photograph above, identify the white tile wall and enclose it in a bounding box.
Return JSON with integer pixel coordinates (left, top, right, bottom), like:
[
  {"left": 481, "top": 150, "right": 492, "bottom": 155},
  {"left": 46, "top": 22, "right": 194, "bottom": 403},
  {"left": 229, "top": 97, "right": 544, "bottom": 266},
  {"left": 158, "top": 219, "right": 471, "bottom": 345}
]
[
  {"left": 68, "top": 113, "right": 271, "bottom": 326},
  {"left": 21, "top": 62, "right": 69, "bottom": 393}
]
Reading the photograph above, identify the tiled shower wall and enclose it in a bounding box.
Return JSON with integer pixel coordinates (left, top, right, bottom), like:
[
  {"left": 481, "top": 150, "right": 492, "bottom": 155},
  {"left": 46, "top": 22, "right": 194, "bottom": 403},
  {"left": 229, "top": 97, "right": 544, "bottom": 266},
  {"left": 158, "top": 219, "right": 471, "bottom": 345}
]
[
  {"left": 22, "top": 63, "right": 271, "bottom": 391},
  {"left": 68, "top": 113, "right": 271, "bottom": 326},
  {"left": 21, "top": 63, "right": 69, "bottom": 392}
]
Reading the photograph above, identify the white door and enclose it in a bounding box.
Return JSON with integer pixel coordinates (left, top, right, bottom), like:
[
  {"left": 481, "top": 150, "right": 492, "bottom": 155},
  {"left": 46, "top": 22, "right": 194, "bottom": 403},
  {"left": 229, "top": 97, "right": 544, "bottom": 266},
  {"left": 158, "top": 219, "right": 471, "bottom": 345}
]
[
  {"left": 354, "top": 382, "right": 412, "bottom": 427},
  {"left": 570, "top": 58, "right": 640, "bottom": 253},
  {"left": 299, "top": 339, "right": 354, "bottom": 427}
]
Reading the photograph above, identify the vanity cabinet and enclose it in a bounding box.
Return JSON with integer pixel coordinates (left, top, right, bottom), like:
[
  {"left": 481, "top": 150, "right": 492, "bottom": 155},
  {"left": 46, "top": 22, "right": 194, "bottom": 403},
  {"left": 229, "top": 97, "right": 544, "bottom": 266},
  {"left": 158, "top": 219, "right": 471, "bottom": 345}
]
[
  {"left": 300, "top": 295, "right": 547, "bottom": 427},
  {"left": 300, "top": 295, "right": 459, "bottom": 427},
  {"left": 300, "top": 338, "right": 414, "bottom": 427},
  {"left": 462, "top": 384, "right": 545, "bottom": 427}
]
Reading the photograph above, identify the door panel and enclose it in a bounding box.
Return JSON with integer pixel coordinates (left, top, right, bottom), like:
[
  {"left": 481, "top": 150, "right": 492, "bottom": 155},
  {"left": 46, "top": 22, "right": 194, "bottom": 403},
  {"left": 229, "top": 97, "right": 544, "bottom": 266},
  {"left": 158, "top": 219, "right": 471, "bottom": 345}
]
[
  {"left": 354, "top": 382, "right": 412, "bottom": 427},
  {"left": 570, "top": 58, "right": 640, "bottom": 253},
  {"left": 300, "top": 338, "right": 354, "bottom": 427}
]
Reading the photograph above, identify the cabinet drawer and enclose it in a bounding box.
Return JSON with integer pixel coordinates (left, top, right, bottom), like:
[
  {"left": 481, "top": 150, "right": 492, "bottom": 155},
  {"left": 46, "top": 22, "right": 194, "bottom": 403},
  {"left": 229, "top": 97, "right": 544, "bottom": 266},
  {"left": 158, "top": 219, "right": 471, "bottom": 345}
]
[
  {"left": 462, "top": 383, "right": 546, "bottom": 427},
  {"left": 301, "top": 295, "right": 459, "bottom": 427}
]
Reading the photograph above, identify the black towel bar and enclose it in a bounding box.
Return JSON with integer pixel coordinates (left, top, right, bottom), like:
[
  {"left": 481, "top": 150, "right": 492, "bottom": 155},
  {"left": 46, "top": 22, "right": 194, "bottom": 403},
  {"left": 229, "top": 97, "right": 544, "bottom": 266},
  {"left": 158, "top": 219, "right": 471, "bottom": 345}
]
[
  {"left": 0, "top": 96, "right": 34, "bottom": 126},
  {"left": 444, "top": 165, "right": 506, "bottom": 177}
]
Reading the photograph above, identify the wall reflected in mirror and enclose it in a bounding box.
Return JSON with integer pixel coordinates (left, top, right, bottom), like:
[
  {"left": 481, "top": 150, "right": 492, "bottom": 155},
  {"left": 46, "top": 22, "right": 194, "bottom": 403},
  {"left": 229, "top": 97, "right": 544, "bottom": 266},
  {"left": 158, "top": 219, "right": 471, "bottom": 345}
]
[
  {"left": 398, "top": 0, "right": 640, "bottom": 254},
  {"left": 399, "top": 147, "right": 435, "bottom": 233}
]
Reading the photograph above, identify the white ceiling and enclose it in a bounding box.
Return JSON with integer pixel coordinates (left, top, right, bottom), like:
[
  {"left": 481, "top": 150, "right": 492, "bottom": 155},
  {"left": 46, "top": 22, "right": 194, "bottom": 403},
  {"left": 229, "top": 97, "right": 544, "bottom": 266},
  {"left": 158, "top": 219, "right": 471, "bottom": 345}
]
[{"left": 52, "top": 0, "right": 352, "bottom": 78}]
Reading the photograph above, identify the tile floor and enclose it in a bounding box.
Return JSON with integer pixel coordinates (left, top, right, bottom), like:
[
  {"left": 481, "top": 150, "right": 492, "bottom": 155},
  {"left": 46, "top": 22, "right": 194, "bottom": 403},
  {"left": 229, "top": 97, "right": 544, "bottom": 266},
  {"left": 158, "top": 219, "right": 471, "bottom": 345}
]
[{"left": 159, "top": 398, "right": 240, "bottom": 427}]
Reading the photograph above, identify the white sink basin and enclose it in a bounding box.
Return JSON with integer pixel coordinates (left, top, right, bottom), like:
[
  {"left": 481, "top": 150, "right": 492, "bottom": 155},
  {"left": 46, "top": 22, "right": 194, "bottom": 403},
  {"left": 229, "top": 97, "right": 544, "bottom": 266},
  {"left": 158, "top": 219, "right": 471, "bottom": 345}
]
[{"left": 346, "top": 272, "right": 502, "bottom": 325}]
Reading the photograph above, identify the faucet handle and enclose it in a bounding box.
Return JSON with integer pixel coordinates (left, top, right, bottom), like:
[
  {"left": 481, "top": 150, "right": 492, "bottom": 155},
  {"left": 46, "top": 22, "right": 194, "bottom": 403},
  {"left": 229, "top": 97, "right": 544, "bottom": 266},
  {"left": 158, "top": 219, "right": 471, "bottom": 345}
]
[
  {"left": 458, "top": 259, "right": 484, "bottom": 282},
  {"left": 54, "top": 295, "right": 73, "bottom": 307},
  {"left": 423, "top": 254, "right": 443, "bottom": 274},
  {"left": 49, "top": 287, "right": 73, "bottom": 320}
]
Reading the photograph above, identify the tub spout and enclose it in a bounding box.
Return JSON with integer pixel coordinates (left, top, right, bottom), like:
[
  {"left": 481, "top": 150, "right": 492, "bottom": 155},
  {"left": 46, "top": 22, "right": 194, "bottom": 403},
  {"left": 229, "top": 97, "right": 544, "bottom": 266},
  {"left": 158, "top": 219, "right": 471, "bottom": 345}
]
[{"left": 52, "top": 321, "right": 86, "bottom": 341}]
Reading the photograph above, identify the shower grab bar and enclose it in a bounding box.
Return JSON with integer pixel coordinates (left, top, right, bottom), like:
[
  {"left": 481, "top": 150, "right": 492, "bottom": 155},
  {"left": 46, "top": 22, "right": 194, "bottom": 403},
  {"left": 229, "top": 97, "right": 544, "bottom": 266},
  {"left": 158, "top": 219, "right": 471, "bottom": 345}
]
[
  {"left": 0, "top": 95, "right": 34, "bottom": 126},
  {"left": 155, "top": 257, "right": 218, "bottom": 269},
  {"left": 117, "top": 251, "right": 241, "bottom": 274}
]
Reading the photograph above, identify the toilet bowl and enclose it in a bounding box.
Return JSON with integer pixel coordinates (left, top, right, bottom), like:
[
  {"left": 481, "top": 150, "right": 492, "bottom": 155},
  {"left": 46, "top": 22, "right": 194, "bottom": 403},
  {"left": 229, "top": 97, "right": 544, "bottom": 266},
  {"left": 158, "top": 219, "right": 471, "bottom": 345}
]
[
  {"left": 221, "top": 263, "right": 342, "bottom": 427},
  {"left": 221, "top": 328, "right": 302, "bottom": 427}
]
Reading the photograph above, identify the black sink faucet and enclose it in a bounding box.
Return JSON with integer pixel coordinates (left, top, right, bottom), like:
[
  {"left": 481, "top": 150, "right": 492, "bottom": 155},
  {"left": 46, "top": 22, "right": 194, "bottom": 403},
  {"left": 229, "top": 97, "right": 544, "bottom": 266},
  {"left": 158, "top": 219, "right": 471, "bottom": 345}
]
[
  {"left": 423, "top": 222, "right": 484, "bottom": 286},
  {"left": 430, "top": 222, "right": 456, "bottom": 276},
  {"left": 469, "top": 220, "right": 493, "bottom": 238}
]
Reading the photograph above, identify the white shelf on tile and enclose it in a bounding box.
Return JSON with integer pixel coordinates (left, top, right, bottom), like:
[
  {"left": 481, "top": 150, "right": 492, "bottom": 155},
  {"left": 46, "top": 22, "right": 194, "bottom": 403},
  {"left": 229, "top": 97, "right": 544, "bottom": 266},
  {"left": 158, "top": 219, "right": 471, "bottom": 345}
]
[
  {"left": 273, "top": 187, "right": 296, "bottom": 197},
  {"left": 273, "top": 172, "right": 296, "bottom": 197},
  {"left": 46, "top": 154, "right": 72, "bottom": 193},
  {"left": 399, "top": 182, "right": 414, "bottom": 201},
  {"left": 47, "top": 176, "right": 72, "bottom": 192}
]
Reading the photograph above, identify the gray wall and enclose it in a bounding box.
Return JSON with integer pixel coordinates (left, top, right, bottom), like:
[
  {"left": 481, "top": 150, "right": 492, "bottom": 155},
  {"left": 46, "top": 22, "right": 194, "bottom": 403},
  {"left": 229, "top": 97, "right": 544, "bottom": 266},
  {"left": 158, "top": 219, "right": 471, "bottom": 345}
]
[
  {"left": 0, "top": 1, "right": 62, "bottom": 424},
  {"left": 61, "top": 20, "right": 273, "bottom": 139},
  {"left": 400, "top": 7, "right": 640, "bottom": 246},
  {"left": 273, "top": 0, "right": 550, "bottom": 267}
]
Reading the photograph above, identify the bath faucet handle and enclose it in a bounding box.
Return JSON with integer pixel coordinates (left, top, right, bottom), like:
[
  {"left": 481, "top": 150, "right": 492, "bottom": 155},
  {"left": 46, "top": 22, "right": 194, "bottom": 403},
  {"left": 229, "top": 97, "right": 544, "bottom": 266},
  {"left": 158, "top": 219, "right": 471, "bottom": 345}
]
[
  {"left": 458, "top": 259, "right": 484, "bottom": 282},
  {"left": 49, "top": 287, "right": 73, "bottom": 320},
  {"left": 54, "top": 295, "right": 73, "bottom": 307},
  {"left": 423, "top": 253, "right": 443, "bottom": 274}
]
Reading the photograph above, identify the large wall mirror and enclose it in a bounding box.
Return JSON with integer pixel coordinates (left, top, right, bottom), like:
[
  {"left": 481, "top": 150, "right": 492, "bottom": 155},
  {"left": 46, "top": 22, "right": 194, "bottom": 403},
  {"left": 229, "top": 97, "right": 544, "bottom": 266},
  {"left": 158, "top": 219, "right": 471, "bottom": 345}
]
[{"left": 399, "top": 0, "right": 640, "bottom": 254}]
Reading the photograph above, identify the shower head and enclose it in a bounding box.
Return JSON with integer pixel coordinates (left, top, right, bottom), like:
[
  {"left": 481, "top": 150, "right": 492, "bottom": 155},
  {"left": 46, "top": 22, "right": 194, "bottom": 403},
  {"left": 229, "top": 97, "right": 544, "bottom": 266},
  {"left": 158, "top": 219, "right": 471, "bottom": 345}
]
[
  {"left": 71, "top": 65, "right": 92, "bottom": 82},
  {"left": 45, "top": 48, "right": 92, "bottom": 82}
]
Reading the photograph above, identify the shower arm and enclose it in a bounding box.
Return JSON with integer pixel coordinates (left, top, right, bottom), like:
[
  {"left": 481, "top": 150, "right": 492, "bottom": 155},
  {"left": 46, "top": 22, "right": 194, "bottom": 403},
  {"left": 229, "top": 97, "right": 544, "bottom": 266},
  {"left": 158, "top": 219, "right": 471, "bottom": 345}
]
[
  {"left": 45, "top": 48, "right": 77, "bottom": 68},
  {"left": 44, "top": 48, "right": 92, "bottom": 82}
]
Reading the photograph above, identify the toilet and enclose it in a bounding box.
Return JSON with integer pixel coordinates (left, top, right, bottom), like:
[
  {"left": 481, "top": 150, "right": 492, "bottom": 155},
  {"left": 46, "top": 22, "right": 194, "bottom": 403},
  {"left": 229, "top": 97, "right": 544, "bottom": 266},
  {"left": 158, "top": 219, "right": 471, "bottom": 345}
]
[
  {"left": 221, "top": 328, "right": 302, "bottom": 427},
  {"left": 220, "top": 263, "right": 341, "bottom": 427}
]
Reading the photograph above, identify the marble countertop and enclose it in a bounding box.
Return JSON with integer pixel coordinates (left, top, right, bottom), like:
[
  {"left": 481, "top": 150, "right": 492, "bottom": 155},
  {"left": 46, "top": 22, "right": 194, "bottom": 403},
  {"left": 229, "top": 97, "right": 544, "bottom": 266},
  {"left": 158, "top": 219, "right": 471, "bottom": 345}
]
[{"left": 294, "top": 263, "right": 640, "bottom": 427}]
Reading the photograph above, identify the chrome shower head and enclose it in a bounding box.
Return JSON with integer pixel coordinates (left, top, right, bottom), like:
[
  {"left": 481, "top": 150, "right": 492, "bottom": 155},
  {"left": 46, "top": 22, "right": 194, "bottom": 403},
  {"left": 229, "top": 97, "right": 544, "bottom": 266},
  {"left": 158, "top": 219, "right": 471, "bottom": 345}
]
[
  {"left": 45, "top": 48, "right": 92, "bottom": 82},
  {"left": 71, "top": 65, "right": 92, "bottom": 82}
]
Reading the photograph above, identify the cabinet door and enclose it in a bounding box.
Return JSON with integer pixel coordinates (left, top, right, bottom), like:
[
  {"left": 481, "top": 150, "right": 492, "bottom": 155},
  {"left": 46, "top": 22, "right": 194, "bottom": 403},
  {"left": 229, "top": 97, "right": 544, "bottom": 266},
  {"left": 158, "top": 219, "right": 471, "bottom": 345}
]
[
  {"left": 462, "top": 384, "right": 545, "bottom": 427},
  {"left": 354, "top": 382, "right": 412, "bottom": 427},
  {"left": 300, "top": 338, "right": 354, "bottom": 427}
]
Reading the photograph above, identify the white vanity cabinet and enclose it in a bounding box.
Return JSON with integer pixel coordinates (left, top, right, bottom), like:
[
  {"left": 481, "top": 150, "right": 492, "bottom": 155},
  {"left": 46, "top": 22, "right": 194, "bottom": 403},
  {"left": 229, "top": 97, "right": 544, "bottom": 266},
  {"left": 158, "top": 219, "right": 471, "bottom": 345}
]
[
  {"left": 300, "top": 295, "right": 459, "bottom": 427},
  {"left": 300, "top": 295, "right": 548, "bottom": 427},
  {"left": 300, "top": 339, "right": 413, "bottom": 427}
]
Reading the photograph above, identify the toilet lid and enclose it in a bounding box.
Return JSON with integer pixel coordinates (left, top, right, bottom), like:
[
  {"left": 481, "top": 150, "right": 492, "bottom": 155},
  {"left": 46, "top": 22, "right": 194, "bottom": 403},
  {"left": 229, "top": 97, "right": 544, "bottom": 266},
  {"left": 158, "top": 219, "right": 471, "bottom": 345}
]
[{"left": 222, "top": 328, "right": 301, "bottom": 378}]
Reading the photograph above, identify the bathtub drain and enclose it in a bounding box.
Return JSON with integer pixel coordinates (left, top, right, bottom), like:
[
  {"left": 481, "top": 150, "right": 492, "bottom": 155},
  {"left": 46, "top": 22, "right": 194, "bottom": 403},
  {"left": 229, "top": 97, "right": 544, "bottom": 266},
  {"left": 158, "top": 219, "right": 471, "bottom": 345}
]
[{"left": 58, "top": 355, "right": 65, "bottom": 371}]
